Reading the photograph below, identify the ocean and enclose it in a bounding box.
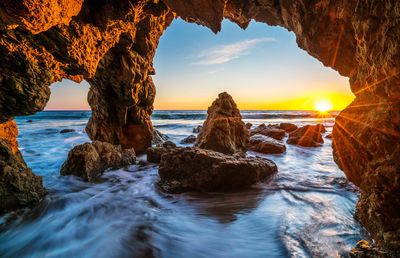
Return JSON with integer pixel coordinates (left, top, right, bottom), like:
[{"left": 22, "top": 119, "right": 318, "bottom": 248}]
[{"left": 0, "top": 110, "right": 367, "bottom": 258}]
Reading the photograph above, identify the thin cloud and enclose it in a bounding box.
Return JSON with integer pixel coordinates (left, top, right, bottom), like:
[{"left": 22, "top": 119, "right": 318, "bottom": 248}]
[{"left": 192, "top": 37, "right": 276, "bottom": 65}]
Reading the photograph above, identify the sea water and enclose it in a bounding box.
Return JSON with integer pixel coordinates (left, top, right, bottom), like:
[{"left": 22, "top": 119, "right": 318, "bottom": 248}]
[{"left": 0, "top": 110, "right": 367, "bottom": 258}]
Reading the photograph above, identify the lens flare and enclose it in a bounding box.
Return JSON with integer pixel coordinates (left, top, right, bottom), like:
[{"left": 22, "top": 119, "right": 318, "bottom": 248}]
[{"left": 314, "top": 99, "right": 333, "bottom": 113}]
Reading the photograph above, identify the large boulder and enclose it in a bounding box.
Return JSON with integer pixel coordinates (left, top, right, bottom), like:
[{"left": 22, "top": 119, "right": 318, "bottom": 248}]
[
  {"left": 159, "top": 147, "right": 277, "bottom": 193},
  {"left": 195, "top": 92, "right": 248, "bottom": 154},
  {"left": 250, "top": 124, "right": 286, "bottom": 140},
  {"left": 60, "top": 141, "right": 136, "bottom": 181},
  {"left": 146, "top": 141, "right": 176, "bottom": 163},
  {"left": 248, "top": 134, "right": 286, "bottom": 154},
  {"left": 287, "top": 125, "right": 324, "bottom": 147}
]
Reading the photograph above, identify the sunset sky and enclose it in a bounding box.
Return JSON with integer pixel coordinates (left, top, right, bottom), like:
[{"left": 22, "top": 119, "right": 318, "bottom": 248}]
[{"left": 45, "top": 19, "right": 354, "bottom": 111}]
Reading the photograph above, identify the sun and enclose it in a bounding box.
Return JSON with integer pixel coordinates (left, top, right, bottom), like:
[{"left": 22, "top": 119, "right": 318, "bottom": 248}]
[{"left": 314, "top": 99, "right": 333, "bottom": 113}]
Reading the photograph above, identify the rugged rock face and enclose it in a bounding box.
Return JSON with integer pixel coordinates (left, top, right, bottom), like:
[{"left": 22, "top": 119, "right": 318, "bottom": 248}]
[
  {"left": 279, "top": 123, "right": 298, "bottom": 133},
  {"left": 0, "top": 0, "right": 399, "bottom": 253},
  {"left": 250, "top": 124, "right": 286, "bottom": 140},
  {"left": 146, "top": 140, "right": 176, "bottom": 164},
  {"left": 181, "top": 135, "right": 196, "bottom": 144},
  {"left": 159, "top": 147, "right": 277, "bottom": 193},
  {"left": 0, "top": 120, "right": 45, "bottom": 212},
  {"left": 287, "top": 125, "right": 325, "bottom": 147},
  {"left": 61, "top": 141, "right": 136, "bottom": 181},
  {"left": 195, "top": 92, "right": 249, "bottom": 154},
  {"left": 248, "top": 134, "right": 286, "bottom": 154}
]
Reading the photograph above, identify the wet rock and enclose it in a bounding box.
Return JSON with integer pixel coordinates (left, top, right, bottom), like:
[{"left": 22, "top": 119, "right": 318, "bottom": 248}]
[
  {"left": 60, "top": 141, "right": 136, "bottom": 181},
  {"left": 245, "top": 122, "right": 252, "bottom": 129},
  {"left": 152, "top": 129, "right": 169, "bottom": 145},
  {"left": 192, "top": 125, "right": 203, "bottom": 133},
  {"left": 250, "top": 124, "right": 286, "bottom": 140},
  {"left": 279, "top": 123, "right": 298, "bottom": 133},
  {"left": 60, "top": 128, "right": 75, "bottom": 134},
  {"left": 248, "top": 134, "right": 286, "bottom": 154},
  {"left": 287, "top": 125, "right": 324, "bottom": 147},
  {"left": 0, "top": 120, "right": 45, "bottom": 213},
  {"left": 146, "top": 141, "right": 176, "bottom": 163},
  {"left": 159, "top": 147, "right": 277, "bottom": 193},
  {"left": 27, "top": 120, "right": 33, "bottom": 123},
  {"left": 349, "top": 240, "right": 388, "bottom": 258},
  {"left": 315, "top": 123, "right": 327, "bottom": 133},
  {"left": 180, "top": 135, "right": 196, "bottom": 144},
  {"left": 195, "top": 92, "right": 249, "bottom": 154},
  {"left": 325, "top": 133, "right": 332, "bottom": 139}
]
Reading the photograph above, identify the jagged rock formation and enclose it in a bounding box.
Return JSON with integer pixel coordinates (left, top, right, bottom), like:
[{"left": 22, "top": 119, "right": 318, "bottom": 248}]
[
  {"left": 287, "top": 125, "right": 325, "bottom": 147},
  {"left": 195, "top": 92, "right": 249, "bottom": 154},
  {"left": 146, "top": 140, "right": 176, "bottom": 164},
  {"left": 60, "top": 141, "right": 136, "bottom": 182},
  {"left": 0, "top": 120, "right": 45, "bottom": 212},
  {"left": 159, "top": 147, "right": 277, "bottom": 193},
  {"left": 0, "top": 0, "right": 399, "bottom": 254}
]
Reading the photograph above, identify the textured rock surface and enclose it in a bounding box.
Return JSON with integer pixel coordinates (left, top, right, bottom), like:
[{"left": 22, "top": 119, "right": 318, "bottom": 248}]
[
  {"left": 250, "top": 124, "right": 286, "bottom": 140},
  {"left": 61, "top": 141, "right": 135, "bottom": 181},
  {"left": 0, "top": 120, "right": 45, "bottom": 212},
  {"left": 159, "top": 147, "right": 277, "bottom": 193},
  {"left": 195, "top": 92, "right": 249, "bottom": 154},
  {"left": 287, "top": 125, "right": 325, "bottom": 147},
  {"left": 279, "top": 123, "right": 298, "bottom": 133},
  {"left": 152, "top": 129, "right": 169, "bottom": 146},
  {"left": 248, "top": 134, "right": 286, "bottom": 154},
  {"left": 180, "top": 135, "right": 196, "bottom": 144},
  {"left": 146, "top": 140, "right": 176, "bottom": 164},
  {"left": 0, "top": 0, "right": 399, "bottom": 253}
]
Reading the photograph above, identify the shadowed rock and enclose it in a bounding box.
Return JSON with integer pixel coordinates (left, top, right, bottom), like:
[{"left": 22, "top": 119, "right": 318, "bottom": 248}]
[
  {"left": 146, "top": 141, "right": 176, "bottom": 163},
  {"left": 287, "top": 125, "right": 324, "bottom": 147},
  {"left": 181, "top": 135, "right": 196, "bottom": 144},
  {"left": 245, "top": 122, "right": 252, "bottom": 129},
  {"left": 192, "top": 125, "right": 203, "bottom": 133},
  {"left": 60, "top": 128, "right": 75, "bottom": 134},
  {"left": 159, "top": 147, "right": 277, "bottom": 193},
  {"left": 61, "top": 141, "right": 136, "bottom": 181},
  {"left": 250, "top": 124, "right": 286, "bottom": 140},
  {"left": 195, "top": 92, "right": 249, "bottom": 154},
  {"left": 279, "top": 123, "right": 298, "bottom": 133},
  {"left": 248, "top": 134, "right": 286, "bottom": 154},
  {"left": 152, "top": 129, "right": 169, "bottom": 146},
  {"left": 0, "top": 120, "right": 45, "bottom": 213}
]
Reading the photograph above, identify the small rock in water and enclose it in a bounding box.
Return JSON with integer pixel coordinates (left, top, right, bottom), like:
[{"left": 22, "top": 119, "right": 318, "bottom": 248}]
[
  {"left": 146, "top": 141, "right": 176, "bottom": 163},
  {"left": 192, "top": 125, "right": 203, "bottom": 133},
  {"left": 60, "top": 141, "right": 136, "bottom": 181},
  {"left": 27, "top": 119, "right": 33, "bottom": 123},
  {"left": 279, "top": 123, "right": 298, "bottom": 133},
  {"left": 152, "top": 129, "right": 169, "bottom": 145},
  {"left": 250, "top": 124, "right": 286, "bottom": 140},
  {"left": 158, "top": 147, "right": 277, "bottom": 193},
  {"left": 180, "top": 135, "right": 196, "bottom": 144},
  {"left": 60, "top": 128, "right": 75, "bottom": 134},
  {"left": 195, "top": 92, "right": 249, "bottom": 154},
  {"left": 248, "top": 134, "right": 286, "bottom": 154},
  {"left": 245, "top": 122, "right": 253, "bottom": 129},
  {"left": 325, "top": 133, "right": 332, "bottom": 139},
  {"left": 287, "top": 125, "right": 324, "bottom": 147}
]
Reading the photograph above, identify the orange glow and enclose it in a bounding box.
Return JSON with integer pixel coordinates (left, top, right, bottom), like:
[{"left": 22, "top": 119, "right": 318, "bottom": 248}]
[{"left": 314, "top": 99, "right": 333, "bottom": 112}]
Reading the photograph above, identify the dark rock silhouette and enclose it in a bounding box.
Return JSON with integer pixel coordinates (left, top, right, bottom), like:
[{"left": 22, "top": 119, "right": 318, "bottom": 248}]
[
  {"left": 181, "top": 135, "right": 196, "bottom": 144},
  {"left": 146, "top": 141, "right": 176, "bottom": 163}
]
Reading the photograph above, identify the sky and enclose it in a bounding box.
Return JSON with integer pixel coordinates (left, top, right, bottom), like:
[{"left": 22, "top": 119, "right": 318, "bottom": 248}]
[{"left": 45, "top": 19, "right": 354, "bottom": 111}]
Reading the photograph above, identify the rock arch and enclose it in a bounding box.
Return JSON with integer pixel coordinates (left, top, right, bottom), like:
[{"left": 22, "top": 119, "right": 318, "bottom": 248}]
[{"left": 0, "top": 0, "right": 399, "bottom": 254}]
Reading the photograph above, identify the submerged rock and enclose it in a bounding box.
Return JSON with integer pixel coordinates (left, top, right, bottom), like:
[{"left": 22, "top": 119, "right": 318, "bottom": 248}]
[
  {"left": 279, "top": 123, "right": 298, "bottom": 133},
  {"left": 60, "top": 141, "right": 136, "bottom": 181},
  {"left": 195, "top": 92, "right": 249, "bottom": 154},
  {"left": 250, "top": 124, "right": 286, "bottom": 140},
  {"left": 248, "top": 134, "right": 286, "bottom": 154},
  {"left": 287, "top": 125, "right": 324, "bottom": 147},
  {"left": 159, "top": 147, "right": 277, "bottom": 193},
  {"left": 60, "top": 128, "right": 75, "bottom": 134},
  {"left": 181, "top": 135, "right": 196, "bottom": 144},
  {"left": 192, "top": 125, "right": 203, "bottom": 133},
  {"left": 152, "top": 129, "right": 169, "bottom": 145},
  {"left": 146, "top": 141, "right": 176, "bottom": 163}
]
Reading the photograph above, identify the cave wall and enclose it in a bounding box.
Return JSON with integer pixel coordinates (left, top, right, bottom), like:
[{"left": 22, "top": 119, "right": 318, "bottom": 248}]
[{"left": 0, "top": 0, "right": 399, "bottom": 254}]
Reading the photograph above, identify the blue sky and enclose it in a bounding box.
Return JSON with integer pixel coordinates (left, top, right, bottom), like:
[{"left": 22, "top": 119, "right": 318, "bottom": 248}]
[{"left": 46, "top": 19, "right": 353, "bottom": 110}]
